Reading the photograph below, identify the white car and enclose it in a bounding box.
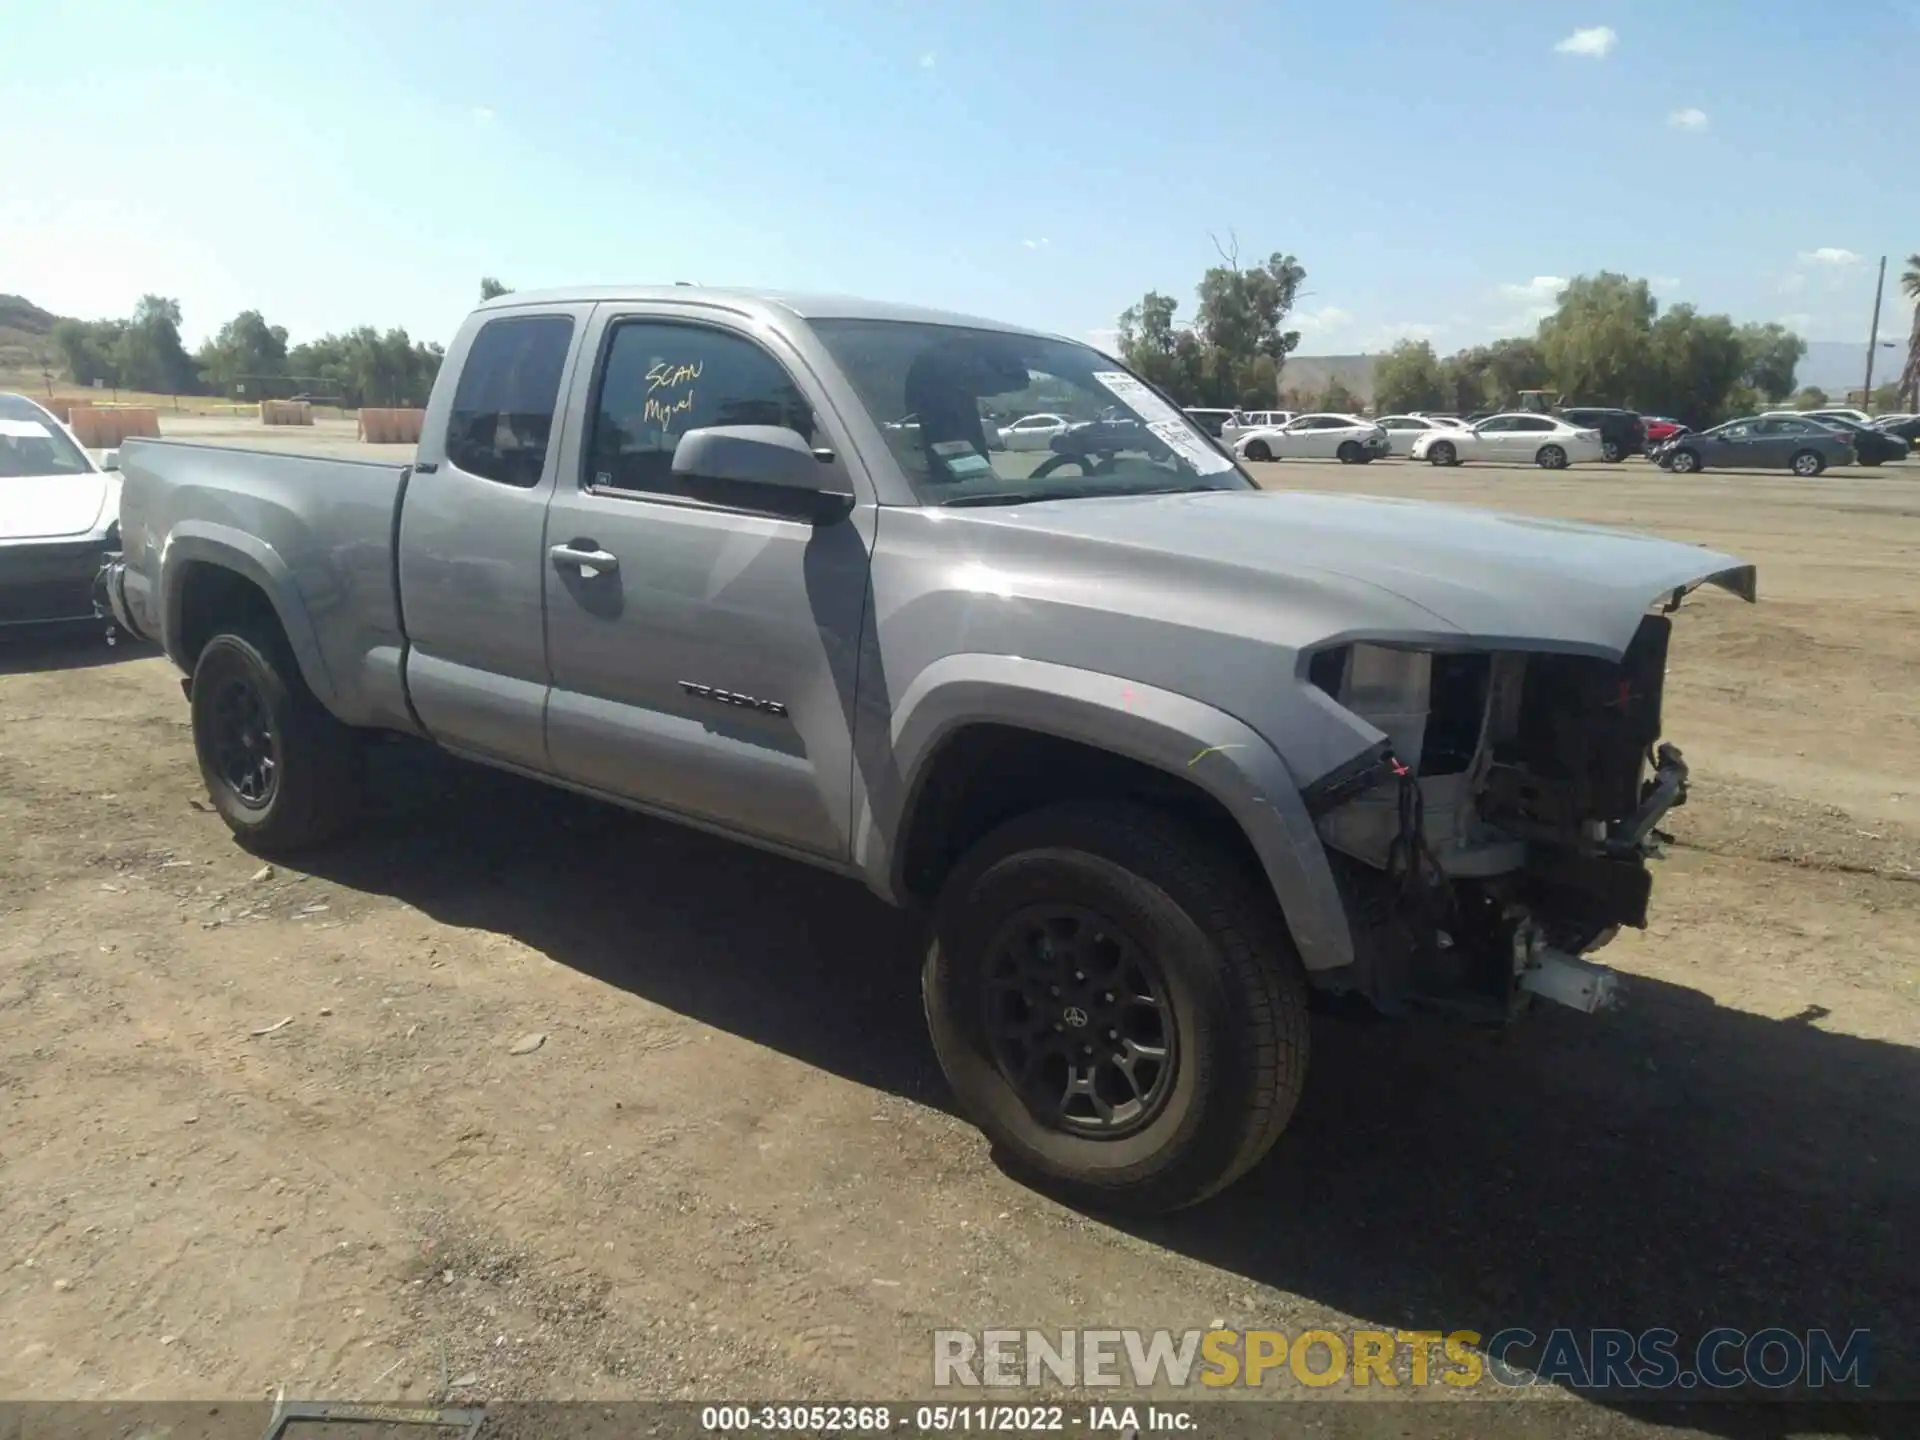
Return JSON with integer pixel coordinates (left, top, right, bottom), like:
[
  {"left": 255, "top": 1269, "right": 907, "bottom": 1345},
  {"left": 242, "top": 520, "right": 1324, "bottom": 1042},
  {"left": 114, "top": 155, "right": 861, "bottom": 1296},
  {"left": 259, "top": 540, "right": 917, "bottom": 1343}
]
[
  {"left": 1375, "top": 414, "right": 1473, "bottom": 456},
  {"left": 1409, "top": 412, "right": 1604, "bottom": 469},
  {"left": 1221, "top": 410, "right": 1291, "bottom": 445},
  {"left": 998, "top": 412, "right": 1072, "bottom": 451},
  {"left": 1232, "top": 413, "right": 1390, "bottom": 464},
  {"left": 1, "top": 392, "right": 122, "bottom": 630}
]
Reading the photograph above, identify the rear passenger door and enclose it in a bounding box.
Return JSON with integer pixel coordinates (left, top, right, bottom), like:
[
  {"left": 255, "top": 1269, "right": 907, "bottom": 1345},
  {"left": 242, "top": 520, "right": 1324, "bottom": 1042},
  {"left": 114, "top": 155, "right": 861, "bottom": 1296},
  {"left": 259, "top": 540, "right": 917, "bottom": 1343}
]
[
  {"left": 538, "top": 306, "right": 874, "bottom": 861},
  {"left": 400, "top": 306, "right": 592, "bottom": 771}
]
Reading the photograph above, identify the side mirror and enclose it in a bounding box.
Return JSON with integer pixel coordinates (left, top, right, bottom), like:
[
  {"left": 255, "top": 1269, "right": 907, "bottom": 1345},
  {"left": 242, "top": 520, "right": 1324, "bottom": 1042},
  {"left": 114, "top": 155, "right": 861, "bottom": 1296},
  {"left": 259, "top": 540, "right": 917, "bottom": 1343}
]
[
  {"left": 100, "top": 449, "right": 120, "bottom": 472},
  {"left": 671, "top": 425, "right": 853, "bottom": 520}
]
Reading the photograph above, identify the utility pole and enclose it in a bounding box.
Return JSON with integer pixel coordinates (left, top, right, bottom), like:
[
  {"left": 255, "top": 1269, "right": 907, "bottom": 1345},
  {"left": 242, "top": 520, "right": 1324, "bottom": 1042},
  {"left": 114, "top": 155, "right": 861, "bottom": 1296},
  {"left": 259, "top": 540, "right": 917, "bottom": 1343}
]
[{"left": 1863, "top": 253, "right": 1887, "bottom": 411}]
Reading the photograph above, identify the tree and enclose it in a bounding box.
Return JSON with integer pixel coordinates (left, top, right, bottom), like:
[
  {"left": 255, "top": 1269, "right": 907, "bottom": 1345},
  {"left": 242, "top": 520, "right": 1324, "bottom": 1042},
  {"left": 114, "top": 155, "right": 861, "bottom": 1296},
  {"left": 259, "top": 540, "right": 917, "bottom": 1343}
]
[
  {"left": 1319, "top": 378, "right": 1361, "bottom": 413},
  {"left": 114, "top": 295, "right": 198, "bottom": 394},
  {"left": 1645, "top": 305, "right": 1747, "bottom": 426},
  {"left": 288, "top": 327, "right": 444, "bottom": 407},
  {"left": 1483, "top": 337, "right": 1550, "bottom": 400},
  {"left": 50, "top": 317, "right": 125, "bottom": 387},
  {"left": 1537, "top": 273, "right": 1656, "bottom": 406},
  {"left": 196, "top": 310, "right": 289, "bottom": 395},
  {"left": 1371, "top": 339, "right": 1447, "bottom": 414},
  {"left": 1899, "top": 253, "right": 1920, "bottom": 410},
  {"left": 1117, "top": 241, "right": 1306, "bottom": 407},
  {"left": 1736, "top": 322, "right": 1807, "bottom": 402},
  {"left": 480, "top": 276, "right": 513, "bottom": 301}
]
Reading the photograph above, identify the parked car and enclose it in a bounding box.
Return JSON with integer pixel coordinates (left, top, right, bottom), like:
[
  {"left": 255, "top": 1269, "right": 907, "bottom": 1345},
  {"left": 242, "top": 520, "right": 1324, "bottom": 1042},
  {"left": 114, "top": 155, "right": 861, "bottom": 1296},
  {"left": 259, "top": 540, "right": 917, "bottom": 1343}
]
[
  {"left": 1410, "top": 412, "right": 1604, "bottom": 469},
  {"left": 1802, "top": 407, "right": 1873, "bottom": 426},
  {"left": 102, "top": 285, "right": 1757, "bottom": 1215},
  {"left": 1, "top": 392, "right": 122, "bottom": 632},
  {"left": 1642, "top": 416, "right": 1689, "bottom": 446},
  {"left": 1221, "top": 410, "right": 1290, "bottom": 446},
  {"left": 1654, "top": 415, "right": 1852, "bottom": 476},
  {"left": 1764, "top": 412, "right": 1908, "bottom": 466},
  {"left": 1233, "top": 413, "right": 1389, "bottom": 463},
  {"left": 1873, "top": 413, "right": 1920, "bottom": 443},
  {"left": 1183, "top": 407, "right": 1240, "bottom": 439},
  {"left": 998, "top": 412, "right": 1072, "bottom": 451},
  {"left": 1375, "top": 414, "right": 1468, "bottom": 456},
  {"left": 1558, "top": 406, "right": 1646, "bottom": 463}
]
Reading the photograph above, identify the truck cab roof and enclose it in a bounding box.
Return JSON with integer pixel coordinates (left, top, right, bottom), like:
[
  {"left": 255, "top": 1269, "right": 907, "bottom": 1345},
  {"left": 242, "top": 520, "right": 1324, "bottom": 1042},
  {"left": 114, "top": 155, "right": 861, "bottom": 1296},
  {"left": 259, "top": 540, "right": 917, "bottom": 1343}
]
[{"left": 475, "top": 285, "right": 1055, "bottom": 341}]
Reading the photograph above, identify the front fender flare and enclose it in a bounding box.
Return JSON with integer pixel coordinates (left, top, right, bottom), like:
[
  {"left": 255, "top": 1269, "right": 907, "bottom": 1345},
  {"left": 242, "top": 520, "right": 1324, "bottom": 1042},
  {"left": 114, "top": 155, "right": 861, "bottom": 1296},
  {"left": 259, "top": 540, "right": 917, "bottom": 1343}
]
[
  {"left": 856, "top": 654, "right": 1354, "bottom": 972},
  {"left": 160, "top": 522, "right": 337, "bottom": 707}
]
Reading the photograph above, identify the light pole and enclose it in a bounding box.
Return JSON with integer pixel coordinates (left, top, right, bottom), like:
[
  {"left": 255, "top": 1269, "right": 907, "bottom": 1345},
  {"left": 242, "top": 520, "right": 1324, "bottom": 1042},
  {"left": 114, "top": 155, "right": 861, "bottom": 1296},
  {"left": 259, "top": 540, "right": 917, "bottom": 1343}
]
[{"left": 1863, "top": 254, "right": 1887, "bottom": 411}]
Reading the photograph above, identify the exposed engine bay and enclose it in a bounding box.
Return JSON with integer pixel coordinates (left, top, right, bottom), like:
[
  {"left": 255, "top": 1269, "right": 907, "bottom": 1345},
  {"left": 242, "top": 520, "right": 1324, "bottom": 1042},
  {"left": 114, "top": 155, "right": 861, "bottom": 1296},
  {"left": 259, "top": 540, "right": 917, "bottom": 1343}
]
[{"left": 1301, "top": 612, "right": 1691, "bottom": 1022}]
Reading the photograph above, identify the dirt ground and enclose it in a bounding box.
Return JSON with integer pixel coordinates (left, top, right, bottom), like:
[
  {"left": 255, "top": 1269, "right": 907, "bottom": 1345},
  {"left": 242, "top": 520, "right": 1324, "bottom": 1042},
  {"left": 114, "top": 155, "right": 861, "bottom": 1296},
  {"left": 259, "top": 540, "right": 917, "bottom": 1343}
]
[{"left": 2, "top": 443, "right": 1916, "bottom": 1433}]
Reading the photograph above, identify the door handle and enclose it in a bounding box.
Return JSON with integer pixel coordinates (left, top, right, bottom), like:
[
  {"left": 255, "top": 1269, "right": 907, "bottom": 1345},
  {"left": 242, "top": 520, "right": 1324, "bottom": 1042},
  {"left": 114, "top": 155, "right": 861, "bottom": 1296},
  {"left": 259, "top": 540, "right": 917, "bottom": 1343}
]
[{"left": 550, "top": 543, "right": 620, "bottom": 575}]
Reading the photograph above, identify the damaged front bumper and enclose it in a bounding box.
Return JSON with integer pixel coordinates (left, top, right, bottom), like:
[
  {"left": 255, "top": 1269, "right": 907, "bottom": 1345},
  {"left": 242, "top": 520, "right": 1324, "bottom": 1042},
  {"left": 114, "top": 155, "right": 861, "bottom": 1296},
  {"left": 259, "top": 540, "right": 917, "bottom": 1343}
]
[{"left": 1298, "top": 612, "right": 1712, "bottom": 1024}]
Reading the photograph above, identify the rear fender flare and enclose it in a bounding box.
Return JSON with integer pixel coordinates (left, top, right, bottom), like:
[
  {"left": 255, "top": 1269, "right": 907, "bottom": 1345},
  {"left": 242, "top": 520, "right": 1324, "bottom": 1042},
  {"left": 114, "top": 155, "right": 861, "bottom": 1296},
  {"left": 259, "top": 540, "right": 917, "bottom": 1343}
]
[
  {"left": 857, "top": 654, "right": 1355, "bottom": 971},
  {"left": 160, "top": 523, "right": 337, "bottom": 706}
]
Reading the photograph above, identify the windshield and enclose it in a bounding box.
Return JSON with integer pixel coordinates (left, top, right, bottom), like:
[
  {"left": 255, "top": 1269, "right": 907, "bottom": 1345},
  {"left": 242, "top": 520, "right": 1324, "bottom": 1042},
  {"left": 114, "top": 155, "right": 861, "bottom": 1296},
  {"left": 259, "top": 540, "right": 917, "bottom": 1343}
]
[
  {"left": 807, "top": 320, "right": 1250, "bottom": 505},
  {"left": 0, "top": 395, "right": 92, "bottom": 479}
]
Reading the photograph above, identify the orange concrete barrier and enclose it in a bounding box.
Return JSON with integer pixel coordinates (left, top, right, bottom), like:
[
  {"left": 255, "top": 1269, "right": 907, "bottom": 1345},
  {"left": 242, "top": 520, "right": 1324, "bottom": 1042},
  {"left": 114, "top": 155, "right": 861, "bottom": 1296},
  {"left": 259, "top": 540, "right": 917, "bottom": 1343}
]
[
  {"left": 65, "top": 407, "right": 161, "bottom": 447},
  {"left": 260, "top": 399, "right": 314, "bottom": 426},
  {"left": 357, "top": 408, "right": 426, "bottom": 444}
]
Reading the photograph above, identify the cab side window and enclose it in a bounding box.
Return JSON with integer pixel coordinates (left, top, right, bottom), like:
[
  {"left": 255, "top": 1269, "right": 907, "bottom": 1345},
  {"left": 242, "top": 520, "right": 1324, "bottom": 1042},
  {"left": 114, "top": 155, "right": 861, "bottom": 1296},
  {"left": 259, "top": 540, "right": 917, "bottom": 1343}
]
[
  {"left": 445, "top": 315, "right": 575, "bottom": 488},
  {"left": 588, "top": 321, "right": 816, "bottom": 499}
]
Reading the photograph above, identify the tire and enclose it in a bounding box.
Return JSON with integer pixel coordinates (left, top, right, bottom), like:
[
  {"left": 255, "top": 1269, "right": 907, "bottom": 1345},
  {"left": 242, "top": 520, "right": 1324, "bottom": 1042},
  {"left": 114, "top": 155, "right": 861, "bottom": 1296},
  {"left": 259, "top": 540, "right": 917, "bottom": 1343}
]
[
  {"left": 1336, "top": 441, "right": 1362, "bottom": 464},
  {"left": 1601, "top": 440, "right": 1623, "bottom": 463},
  {"left": 190, "top": 622, "right": 363, "bottom": 853},
  {"left": 1669, "top": 448, "right": 1701, "bottom": 474},
  {"left": 1790, "top": 449, "right": 1826, "bottom": 478},
  {"left": 1244, "top": 440, "right": 1272, "bottom": 462},
  {"left": 1536, "top": 444, "right": 1568, "bottom": 470},
  {"left": 924, "top": 801, "right": 1311, "bottom": 1216},
  {"left": 1427, "top": 441, "right": 1457, "bottom": 467}
]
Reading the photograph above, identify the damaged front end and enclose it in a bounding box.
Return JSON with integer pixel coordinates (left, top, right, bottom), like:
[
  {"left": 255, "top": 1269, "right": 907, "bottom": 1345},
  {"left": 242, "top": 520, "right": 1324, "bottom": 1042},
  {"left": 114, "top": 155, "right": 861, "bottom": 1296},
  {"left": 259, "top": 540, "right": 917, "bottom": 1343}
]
[{"left": 1299, "top": 612, "right": 1699, "bottom": 1023}]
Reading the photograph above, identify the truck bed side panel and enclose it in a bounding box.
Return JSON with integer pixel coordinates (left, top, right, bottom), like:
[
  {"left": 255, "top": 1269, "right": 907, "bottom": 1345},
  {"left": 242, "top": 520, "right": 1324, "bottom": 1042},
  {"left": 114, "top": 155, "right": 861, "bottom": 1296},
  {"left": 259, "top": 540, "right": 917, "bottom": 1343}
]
[{"left": 117, "top": 439, "right": 417, "bottom": 732}]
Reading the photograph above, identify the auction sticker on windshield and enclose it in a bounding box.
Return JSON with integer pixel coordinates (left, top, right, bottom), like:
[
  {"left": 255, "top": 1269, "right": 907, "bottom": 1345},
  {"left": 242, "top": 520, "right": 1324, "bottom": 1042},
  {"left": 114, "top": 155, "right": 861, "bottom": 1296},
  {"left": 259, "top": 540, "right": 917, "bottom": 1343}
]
[
  {"left": 0, "top": 419, "right": 54, "bottom": 439},
  {"left": 1091, "top": 371, "right": 1186, "bottom": 428},
  {"left": 1146, "top": 421, "right": 1234, "bottom": 474}
]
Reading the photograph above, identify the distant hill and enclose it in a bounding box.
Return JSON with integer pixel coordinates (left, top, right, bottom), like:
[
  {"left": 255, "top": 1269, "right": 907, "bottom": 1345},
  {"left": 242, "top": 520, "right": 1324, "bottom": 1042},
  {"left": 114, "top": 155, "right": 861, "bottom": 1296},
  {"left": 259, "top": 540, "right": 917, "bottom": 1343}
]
[
  {"left": 0, "top": 293, "right": 63, "bottom": 373},
  {"left": 1280, "top": 353, "right": 1376, "bottom": 407}
]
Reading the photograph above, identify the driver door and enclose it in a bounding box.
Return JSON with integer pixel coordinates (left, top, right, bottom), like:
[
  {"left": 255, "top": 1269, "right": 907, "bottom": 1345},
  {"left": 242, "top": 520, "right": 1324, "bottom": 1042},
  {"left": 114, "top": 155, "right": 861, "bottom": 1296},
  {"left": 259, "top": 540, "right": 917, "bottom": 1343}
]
[
  {"left": 539, "top": 307, "right": 875, "bottom": 860},
  {"left": 1465, "top": 415, "right": 1511, "bottom": 459}
]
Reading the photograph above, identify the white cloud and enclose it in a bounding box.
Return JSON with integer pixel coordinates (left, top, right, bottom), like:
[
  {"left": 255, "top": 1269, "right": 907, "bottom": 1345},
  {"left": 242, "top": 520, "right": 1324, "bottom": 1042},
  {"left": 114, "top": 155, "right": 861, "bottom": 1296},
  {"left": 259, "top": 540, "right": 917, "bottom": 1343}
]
[
  {"left": 1667, "top": 107, "right": 1708, "bottom": 130},
  {"left": 1498, "top": 276, "right": 1567, "bottom": 303},
  {"left": 1022, "top": 237, "right": 1049, "bottom": 250},
  {"left": 1652, "top": 275, "right": 1681, "bottom": 290},
  {"left": 1799, "top": 247, "right": 1861, "bottom": 266},
  {"left": 1085, "top": 327, "right": 1122, "bottom": 354},
  {"left": 1778, "top": 312, "right": 1815, "bottom": 333},
  {"left": 919, "top": 51, "right": 936, "bottom": 68},
  {"left": 471, "top": 106, "right": 496, "bottom": 123},
  {"left": 1554, "top": 25, "right": 1618, "bottom": 58},
  {"left": 1293, "top": 305, "right": 1353, "bottom": 336}
]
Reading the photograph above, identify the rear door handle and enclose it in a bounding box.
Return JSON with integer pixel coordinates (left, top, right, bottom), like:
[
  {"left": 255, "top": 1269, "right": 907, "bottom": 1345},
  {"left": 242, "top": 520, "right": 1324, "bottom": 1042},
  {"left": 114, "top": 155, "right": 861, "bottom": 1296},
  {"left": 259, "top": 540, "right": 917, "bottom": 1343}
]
[{"left": 550, "top": 543, "right": 620, "bottom": 575}]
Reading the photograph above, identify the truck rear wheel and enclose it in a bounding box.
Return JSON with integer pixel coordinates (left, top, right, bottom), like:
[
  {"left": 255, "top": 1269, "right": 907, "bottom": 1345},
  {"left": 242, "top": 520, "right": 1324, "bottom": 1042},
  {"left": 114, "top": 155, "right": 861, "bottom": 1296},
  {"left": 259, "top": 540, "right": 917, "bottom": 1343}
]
[
  {"left": 924, "top": 801, "right": 1310, "bottom": 1215},
  {"left": 190, "top": 623, "right": 362, "bottom": 853}
]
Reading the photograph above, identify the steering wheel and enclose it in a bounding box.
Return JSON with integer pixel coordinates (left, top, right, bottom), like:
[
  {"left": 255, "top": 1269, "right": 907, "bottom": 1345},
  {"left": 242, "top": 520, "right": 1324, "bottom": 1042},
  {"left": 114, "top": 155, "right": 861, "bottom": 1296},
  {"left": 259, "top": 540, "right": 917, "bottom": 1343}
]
[{"left": 1030, "top": 450, "right": 1120, "bottom": 480}]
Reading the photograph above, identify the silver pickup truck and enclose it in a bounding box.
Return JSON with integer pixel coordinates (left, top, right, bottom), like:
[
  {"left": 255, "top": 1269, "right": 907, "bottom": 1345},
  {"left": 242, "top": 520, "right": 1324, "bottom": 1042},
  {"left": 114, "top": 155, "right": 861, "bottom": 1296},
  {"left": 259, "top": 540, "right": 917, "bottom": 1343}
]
[{"left": 102, "top": 287, "right": 1755, "bottom": 1213}]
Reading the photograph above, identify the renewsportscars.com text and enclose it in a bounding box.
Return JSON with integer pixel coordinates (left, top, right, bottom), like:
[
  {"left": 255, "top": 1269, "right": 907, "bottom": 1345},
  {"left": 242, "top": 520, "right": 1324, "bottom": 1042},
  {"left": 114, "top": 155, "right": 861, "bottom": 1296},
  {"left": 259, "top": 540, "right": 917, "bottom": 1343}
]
[{"left": 932, "top": 1327, "right": 1873, "bottom": 1392}]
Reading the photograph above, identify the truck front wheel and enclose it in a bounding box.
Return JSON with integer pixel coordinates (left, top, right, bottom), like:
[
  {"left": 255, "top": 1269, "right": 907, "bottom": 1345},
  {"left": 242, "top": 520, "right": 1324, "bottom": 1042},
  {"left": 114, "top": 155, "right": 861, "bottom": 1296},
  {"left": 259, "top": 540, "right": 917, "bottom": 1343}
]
[
  {"left": 190, "top": 624, "right": 362, "bottom": 853},
  {"left": 924, "top": 801, "right": 1310, "bottom": 1215}
]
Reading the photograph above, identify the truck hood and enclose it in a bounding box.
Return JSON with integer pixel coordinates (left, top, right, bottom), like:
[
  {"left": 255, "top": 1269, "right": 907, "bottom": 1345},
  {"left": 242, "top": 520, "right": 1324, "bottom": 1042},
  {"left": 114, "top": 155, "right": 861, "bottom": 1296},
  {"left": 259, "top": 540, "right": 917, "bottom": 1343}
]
[
  {"left": 0, "top": 474, "right": 115, "bottom": 541},
  {"left": 993, "top": 488, "right": 1755, "bottom": 659}
]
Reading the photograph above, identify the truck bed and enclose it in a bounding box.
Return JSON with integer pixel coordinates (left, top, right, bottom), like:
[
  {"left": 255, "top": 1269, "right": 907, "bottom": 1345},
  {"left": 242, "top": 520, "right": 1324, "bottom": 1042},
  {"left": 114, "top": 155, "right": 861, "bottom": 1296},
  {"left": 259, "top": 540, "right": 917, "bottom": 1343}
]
[{"left": 115, "top": 439, "right": 417, "bottom": 732}]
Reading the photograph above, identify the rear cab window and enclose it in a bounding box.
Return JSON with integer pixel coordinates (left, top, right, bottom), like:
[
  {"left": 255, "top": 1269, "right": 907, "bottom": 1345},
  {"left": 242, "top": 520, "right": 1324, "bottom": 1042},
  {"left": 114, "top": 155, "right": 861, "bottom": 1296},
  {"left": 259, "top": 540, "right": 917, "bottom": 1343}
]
[{"left": 444, "top": 315, "right": 576, "bottom": 487}]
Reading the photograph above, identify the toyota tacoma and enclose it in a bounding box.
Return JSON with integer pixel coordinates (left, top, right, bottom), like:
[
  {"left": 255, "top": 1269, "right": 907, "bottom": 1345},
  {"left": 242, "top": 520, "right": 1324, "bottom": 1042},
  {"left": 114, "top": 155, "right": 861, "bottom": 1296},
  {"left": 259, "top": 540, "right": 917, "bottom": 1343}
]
[{"left": 101, "top": 287, "right": 1755, "bottom": 1213}]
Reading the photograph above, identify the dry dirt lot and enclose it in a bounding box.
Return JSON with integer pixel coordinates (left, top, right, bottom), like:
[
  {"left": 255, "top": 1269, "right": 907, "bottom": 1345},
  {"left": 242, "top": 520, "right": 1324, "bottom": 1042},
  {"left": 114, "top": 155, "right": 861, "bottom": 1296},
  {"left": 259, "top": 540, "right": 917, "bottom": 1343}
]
[{"left": 2, "top": 440, "right": 1916, "bottom": 1434}]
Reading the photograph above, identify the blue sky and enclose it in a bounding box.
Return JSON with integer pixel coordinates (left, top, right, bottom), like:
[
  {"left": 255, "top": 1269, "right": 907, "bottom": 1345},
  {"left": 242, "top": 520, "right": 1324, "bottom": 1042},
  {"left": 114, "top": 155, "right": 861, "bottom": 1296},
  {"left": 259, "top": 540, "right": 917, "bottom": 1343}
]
[{"left": 4, "top": 0, "right": 1914, "bottom": 356}]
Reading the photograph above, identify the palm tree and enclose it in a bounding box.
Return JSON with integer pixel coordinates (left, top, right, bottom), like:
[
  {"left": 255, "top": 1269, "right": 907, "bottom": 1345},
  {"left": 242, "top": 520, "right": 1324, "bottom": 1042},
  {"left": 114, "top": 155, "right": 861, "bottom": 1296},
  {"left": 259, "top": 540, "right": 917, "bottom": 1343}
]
[{"left": 1900, "top": 253, "right": 1920, "bottom": 410}]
